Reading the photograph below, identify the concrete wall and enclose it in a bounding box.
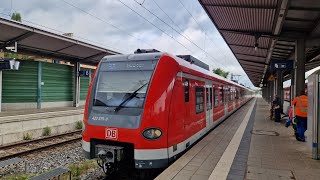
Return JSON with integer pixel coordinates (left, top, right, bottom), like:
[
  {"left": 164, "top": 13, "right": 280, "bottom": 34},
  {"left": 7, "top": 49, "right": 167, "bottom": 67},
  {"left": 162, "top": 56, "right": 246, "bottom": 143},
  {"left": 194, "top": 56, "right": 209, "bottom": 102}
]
[
  {"left": 2, "top": 100, "right": 86, "bottom": 111},
  {"left": 0, "top": 109, "right": 84, "bottom": 145}
]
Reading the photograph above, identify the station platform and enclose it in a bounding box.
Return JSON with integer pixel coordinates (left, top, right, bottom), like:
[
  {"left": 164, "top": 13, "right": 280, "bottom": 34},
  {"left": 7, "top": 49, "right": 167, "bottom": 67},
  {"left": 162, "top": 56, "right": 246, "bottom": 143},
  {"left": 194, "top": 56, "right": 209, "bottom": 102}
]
[
  {"left": 0, "top": 106, "right": 84, "bottom": 145},
  {"left": 156, "top": 98, "right": 320, "bottom": 180}
]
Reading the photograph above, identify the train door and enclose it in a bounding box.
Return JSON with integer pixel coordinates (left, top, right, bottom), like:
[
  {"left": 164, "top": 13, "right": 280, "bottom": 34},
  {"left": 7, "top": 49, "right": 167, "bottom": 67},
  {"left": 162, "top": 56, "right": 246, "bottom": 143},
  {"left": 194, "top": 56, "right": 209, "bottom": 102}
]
[
  {"left": 224, "top": 86, "right": 228, "bottom": 115},
  {"left": 205, "top": 82, "right": 213, "bottom": 129}
]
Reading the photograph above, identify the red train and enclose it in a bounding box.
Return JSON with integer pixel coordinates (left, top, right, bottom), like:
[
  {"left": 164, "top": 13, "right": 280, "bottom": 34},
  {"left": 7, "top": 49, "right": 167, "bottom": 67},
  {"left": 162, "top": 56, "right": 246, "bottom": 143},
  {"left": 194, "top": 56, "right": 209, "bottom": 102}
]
[
  {"left": 82, "top": 50, "right": 253, "bottom": 174},
  {"left": 283, "top": 83, "right": 307, "bottom": 101}
]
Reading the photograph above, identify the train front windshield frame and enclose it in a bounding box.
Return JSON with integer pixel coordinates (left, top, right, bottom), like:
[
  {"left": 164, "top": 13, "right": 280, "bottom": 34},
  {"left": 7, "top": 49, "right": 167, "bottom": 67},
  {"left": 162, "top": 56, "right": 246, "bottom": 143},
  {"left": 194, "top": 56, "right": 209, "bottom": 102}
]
[
  {"left": 87, "top": 58, "right": 158, "bottom": 129},
  {"left": 94, "top": 70, "right": 153, "bottom": 109}
]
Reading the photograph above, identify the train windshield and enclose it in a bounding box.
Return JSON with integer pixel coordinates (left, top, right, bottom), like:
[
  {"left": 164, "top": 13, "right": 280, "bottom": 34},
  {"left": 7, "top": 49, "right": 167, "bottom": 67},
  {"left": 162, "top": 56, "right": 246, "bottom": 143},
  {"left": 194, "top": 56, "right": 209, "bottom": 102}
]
[
  {"left": 88, "top": 58, "right": 159, "bottom": 129},
  {"left": 93, "top": 70, "right": 153, "bottom": 109}
]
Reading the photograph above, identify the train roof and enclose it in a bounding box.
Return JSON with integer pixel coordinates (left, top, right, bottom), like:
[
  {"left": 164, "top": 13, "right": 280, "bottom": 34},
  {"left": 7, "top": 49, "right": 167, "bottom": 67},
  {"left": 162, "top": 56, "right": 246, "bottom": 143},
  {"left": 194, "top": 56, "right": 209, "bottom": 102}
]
[
  {"left": 101, "top": 52, "right": 253, "bottom": 92},
  {"left": 167, "top": 53, "right": 252, "bottom": 92}
]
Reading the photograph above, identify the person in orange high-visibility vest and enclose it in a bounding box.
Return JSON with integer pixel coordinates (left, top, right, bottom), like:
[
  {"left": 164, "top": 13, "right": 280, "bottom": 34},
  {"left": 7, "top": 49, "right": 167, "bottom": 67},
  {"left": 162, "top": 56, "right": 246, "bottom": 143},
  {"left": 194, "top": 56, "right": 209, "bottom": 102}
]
[{"left": 292, "top": 90, "right": 308, "bottom": 142}]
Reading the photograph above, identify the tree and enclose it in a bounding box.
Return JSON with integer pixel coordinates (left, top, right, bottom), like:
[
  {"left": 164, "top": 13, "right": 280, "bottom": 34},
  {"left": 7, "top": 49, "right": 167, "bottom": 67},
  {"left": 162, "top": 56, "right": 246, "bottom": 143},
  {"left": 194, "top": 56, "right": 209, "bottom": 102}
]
[
  {"left": 11, "top": 12, "right": 22, "bottom": 22},
  {"left": 213, "top": 68, "right": 229, "bottom": 78}
]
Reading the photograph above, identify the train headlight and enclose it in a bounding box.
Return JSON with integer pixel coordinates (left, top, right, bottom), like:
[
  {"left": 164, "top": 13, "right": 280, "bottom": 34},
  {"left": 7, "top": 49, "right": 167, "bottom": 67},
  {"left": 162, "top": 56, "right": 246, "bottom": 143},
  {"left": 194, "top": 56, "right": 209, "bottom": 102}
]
[{"left": 143, "top": 128, "right": 162, "bottom": 140}]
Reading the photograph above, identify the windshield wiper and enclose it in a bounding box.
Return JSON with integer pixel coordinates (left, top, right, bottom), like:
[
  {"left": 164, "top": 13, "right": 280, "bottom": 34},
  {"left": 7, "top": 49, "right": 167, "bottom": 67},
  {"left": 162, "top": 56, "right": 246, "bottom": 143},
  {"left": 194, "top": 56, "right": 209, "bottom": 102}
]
[{"left": 114, "top": 82, "right": 149, "bottom": 112}]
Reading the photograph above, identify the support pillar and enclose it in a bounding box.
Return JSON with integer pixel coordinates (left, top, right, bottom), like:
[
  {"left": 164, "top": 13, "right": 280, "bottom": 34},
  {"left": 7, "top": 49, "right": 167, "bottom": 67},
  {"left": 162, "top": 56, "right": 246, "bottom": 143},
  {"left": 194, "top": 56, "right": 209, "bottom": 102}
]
[
  {"left": 0, "top": 71, "right": 2, "bottom": 112},
  {"left": 0, "top": 53, "right": 3, "bottom": 112},
  {"left": 277, "top": 71, "right": 283, "bottom": 111},
  {"left": 269, "top": 81, "right": 274, "bottom": 103},
  {"left": 294, "top": 39, "right": 305, "bottom": 97},
  {"left": 37, "top": 62, "right": 42, "bottom": 109},
  {"left": 265, "top": 86, "right": 269, "bottom": 103},
  {"left": 290, "top": 70, "right": 295, "bottom": 102},
  {"left": 73, "top": 62, "right": 80, "bottom": 107}
]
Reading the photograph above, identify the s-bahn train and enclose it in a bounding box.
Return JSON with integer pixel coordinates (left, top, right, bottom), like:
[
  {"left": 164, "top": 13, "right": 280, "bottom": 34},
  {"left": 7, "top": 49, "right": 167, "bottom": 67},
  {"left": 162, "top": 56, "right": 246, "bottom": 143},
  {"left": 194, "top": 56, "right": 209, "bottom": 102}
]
[
  {"left": 283, "top": 83, "right": 307, "bottom": 101},
  {"left": 82, "top": 50, "right": 253, "bottom": 174}
]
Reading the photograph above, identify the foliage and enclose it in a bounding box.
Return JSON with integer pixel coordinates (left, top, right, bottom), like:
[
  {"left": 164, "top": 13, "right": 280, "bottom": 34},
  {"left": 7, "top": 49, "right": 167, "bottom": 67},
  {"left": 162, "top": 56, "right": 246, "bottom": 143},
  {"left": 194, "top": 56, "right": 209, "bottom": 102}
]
[
  {"left": 75, "top": 121, "right": 83, "bottom": 130},
  {"left": 213, "top": 68, "right": 229, "bottom": 78},
  {"left": 68, "top": 160, "right": 97, "bottom": 178},
  {"left": 42, "top": 127, "right": 52, "bottom": 136},
  {"left": 22, "top": 55, "right": 30, "bottom": 60},
  {"left": 23, "top": 132, "right": 32, "bottom": 140},
  {"left": 11, "top": 12, "right": 22, "bottom": 22},
  {"left": 4, "top": 52, "right": 18, "bottom": 59}
]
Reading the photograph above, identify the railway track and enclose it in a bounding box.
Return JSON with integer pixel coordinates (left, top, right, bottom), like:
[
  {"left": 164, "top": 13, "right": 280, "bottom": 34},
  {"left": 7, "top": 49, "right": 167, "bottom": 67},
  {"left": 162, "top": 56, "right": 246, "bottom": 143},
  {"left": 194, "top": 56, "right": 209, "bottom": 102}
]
[{"left": 0, "top": 130, "right": 82, "bottom": 161}]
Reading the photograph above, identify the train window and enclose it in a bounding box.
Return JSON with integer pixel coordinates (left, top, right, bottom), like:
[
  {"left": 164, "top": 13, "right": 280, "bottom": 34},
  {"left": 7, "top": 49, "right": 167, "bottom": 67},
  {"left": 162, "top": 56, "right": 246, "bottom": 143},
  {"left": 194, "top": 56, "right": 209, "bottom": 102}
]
[
  {"left": 184, "top": 79, "right": 189, "bottom": 102},
  {"left": 220, "top": 88, "right": 224, "bottom": 104},
  {"left": 195, "top": 87, "right": 204, "bottom": 114},
  {"left": 214, "top": 88, "right": 219, "bottom": 107},
  {"left": 235, "top": 90, "right": 239, "bottom": 99},
  {"left": 206, "top": 88, "right": 212, "bottom": 110},
  {"left": 209, "top": 87, "right": 213, "bottom": 109}
]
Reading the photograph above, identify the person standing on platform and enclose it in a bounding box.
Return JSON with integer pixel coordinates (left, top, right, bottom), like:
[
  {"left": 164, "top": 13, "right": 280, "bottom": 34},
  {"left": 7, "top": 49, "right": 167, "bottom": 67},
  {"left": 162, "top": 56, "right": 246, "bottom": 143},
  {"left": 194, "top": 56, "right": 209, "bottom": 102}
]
[
  {"left": 273, "top": 95, "right": 281, "bottom": 122},
  {"left": 292, "top": 91, "right": 308, "bottom": 142}
]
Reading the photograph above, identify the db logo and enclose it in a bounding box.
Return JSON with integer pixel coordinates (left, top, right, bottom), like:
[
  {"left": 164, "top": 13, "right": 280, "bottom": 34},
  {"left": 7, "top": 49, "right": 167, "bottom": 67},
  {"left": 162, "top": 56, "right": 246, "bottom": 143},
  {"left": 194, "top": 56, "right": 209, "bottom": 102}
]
[{"left": 106, "top": 128, "right": 118, "bottom": 140}]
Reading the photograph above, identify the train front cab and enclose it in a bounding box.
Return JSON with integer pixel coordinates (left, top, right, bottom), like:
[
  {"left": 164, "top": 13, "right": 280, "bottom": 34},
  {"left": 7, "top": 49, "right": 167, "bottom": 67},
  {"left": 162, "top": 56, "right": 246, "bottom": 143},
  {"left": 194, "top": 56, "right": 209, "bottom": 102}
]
[
  {"left": 82, "top": 52, "right": 253, "bottom": 173},
  {"left": 82, "top": 53, "right": 181, "bottom": 171}
]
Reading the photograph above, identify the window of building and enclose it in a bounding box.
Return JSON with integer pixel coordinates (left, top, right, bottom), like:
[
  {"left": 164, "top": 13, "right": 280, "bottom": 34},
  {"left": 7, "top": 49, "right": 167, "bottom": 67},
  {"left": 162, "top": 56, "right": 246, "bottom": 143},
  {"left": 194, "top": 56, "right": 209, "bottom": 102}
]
[
  {"left": 184, "top": 79, "right": 189, "bottom": 102},
  {"left": 214, "top": 88, "right": 219, "bottom": 107},
  {"left": 195, "top": 87, "right": 204, "bottom": 114}
]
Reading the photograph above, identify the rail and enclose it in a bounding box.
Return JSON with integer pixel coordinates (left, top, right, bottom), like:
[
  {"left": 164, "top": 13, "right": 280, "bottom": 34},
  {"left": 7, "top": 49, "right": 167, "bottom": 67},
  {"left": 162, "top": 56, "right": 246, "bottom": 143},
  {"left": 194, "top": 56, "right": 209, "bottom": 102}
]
[{"left": 0, "top": 130, "right": 82, "bottom": 161}]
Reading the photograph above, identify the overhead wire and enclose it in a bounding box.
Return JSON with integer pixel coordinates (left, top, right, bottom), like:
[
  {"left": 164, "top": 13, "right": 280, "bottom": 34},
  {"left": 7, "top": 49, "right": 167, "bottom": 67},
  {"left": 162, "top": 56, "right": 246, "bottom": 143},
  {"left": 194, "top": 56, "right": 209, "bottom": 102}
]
[
  {"left": 178, "top": 0, "right": 250, "bottom": 81},
  {"left": 177, "top": 0, "right": 236, "bottom": 72},
  {"left": 131, "top": 0, "right": 226, "bottom": 68},
  {"left": 60, "top": 0, "right": 156, "bottom": 53},
  {"left": 117, "top": 0, "right": 196, "bottom": 55}
]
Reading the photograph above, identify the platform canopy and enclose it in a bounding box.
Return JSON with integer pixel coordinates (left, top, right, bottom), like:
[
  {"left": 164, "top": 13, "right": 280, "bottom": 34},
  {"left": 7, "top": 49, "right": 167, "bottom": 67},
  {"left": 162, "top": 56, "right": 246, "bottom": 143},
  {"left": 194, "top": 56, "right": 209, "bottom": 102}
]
[
  {"left": 199, "top": 0, "right": 320, "bottom": 86},
  {"left": 0, "top": 17, "right": 119, "bottom": 65}
]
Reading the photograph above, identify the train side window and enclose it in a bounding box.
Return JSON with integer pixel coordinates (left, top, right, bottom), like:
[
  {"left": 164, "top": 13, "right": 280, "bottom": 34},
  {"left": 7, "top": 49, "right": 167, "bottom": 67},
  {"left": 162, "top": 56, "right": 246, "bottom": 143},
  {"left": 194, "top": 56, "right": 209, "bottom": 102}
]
[
  {"left": 195, "top": 87, "right": 204, "bottom": 114},
  {"left": 214, "top": 88, "right": 219, "bottom": 107},
  {"left": 184, "top": 79, "right": 189, "bottom": 102},
  {"left": 220, "top": 88, "right": 224, "bottom": 104},
  {"left": 206, "top": 87, "right": 212, "bottom": 110},
  {"left": 209, "top": 87, "right": 213, "bottom": 109}
]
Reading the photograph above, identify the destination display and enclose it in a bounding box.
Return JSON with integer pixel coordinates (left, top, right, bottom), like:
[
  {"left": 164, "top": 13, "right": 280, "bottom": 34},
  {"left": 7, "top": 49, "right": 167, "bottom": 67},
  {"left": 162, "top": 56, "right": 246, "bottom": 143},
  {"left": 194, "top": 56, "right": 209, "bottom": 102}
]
[{"left": 100, "top": 60, "right": 158, "bottom": 71}]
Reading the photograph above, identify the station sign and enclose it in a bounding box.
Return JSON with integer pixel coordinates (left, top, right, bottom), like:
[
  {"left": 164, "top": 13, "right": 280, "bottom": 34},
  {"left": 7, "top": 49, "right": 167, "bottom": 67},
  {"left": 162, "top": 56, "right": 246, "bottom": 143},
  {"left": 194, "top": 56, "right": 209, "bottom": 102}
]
[
  {"left": 0, "top": 59, "right": 20, "bottom": 70},
  {"left": 270, "top": 59, "right": 293, "bottom": 71},
  {"left": 79, "top": 70, "right": 90, "bottom": 77}
]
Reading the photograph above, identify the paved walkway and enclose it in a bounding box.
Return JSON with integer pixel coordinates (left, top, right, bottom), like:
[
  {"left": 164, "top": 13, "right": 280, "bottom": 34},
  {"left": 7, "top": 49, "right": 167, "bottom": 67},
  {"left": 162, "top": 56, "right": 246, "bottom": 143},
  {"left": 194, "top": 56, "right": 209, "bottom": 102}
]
[
  {"left": 156, "top": 98, "right": 320, "bottom": 180},
  {"left": 246, "top": 98, "right": 320, "bottom": 180},
  {"left": 156, "top": 99, "right": 256, "bottom": 180}
]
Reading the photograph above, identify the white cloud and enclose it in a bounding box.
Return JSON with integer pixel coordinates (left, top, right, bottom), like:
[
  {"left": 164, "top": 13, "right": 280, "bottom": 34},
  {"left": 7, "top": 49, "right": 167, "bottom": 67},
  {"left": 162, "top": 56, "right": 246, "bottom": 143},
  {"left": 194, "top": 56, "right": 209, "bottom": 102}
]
[{"left": 0, "top": 0, "right": 255, "bottom": 87}]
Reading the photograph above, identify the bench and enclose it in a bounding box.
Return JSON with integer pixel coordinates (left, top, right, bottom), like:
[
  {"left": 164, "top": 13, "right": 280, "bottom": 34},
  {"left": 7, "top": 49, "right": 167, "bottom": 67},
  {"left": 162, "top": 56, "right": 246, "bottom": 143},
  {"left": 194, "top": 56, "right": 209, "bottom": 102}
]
[{"left": 30, "top": 167, "right": 71, "bottom": 180}]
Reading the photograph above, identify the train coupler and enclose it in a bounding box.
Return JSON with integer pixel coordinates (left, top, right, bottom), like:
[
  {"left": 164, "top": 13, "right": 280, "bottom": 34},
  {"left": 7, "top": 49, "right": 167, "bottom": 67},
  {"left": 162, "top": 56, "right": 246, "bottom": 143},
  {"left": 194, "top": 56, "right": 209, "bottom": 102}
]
[{"left": 96, "top": 145, "right": 124, "bottom": 174}]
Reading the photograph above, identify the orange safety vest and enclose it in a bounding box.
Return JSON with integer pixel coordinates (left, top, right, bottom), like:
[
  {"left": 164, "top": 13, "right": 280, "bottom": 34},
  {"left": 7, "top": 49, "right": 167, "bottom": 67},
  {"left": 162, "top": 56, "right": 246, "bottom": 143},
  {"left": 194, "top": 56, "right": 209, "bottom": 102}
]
[{"left": 292, "top": 95, "right": 308, "bottom": 117}]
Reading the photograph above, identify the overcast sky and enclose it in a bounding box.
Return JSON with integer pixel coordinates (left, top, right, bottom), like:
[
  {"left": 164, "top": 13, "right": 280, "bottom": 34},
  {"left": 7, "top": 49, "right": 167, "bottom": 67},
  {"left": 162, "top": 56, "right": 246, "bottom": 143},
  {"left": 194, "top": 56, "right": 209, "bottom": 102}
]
[{"left": 0, "top": 0, "right": 255, "bottom": 87}]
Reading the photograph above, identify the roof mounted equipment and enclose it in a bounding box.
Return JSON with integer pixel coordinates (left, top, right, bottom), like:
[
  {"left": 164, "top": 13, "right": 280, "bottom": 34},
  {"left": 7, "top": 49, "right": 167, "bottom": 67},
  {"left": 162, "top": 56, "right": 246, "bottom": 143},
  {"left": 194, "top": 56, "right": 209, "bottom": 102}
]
[
  {"left": 134, "top": 49, "right": 160, "bottom": 54},
  {"left": 177, "top": 55, "right": 209, "bottom": 71}
]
